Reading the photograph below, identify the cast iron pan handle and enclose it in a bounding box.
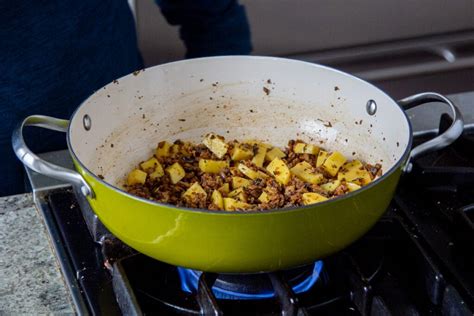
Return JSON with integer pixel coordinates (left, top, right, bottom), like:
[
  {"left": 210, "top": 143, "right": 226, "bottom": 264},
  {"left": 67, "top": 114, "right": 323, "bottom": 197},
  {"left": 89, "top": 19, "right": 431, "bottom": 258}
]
[
  {"left": 398, "top": 92, "right": 464, "bottom": 172},
  {"left": 12, "top": 115, "right": 94, "bottom": 198}
]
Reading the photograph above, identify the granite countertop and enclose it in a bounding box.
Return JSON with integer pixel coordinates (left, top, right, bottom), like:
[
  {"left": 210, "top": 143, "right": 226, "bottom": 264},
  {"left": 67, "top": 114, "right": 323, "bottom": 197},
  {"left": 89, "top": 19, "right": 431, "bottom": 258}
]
[{"left": 0, "top": 193, "right": 74, "bottom": 315}]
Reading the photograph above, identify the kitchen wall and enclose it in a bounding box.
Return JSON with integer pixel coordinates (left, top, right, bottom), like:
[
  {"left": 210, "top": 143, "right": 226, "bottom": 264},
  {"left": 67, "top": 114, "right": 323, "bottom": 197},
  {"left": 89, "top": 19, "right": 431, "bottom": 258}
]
[{"left": 135, "top": 0, "right": 474, "bottom": 66}]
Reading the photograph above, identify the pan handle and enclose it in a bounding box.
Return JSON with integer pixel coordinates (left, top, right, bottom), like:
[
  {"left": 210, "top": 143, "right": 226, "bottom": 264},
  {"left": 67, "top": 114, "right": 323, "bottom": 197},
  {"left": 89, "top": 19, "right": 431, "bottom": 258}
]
[
  {"left": 12, "top": 115, "right": 94, "bottom": 198},
  {"left": 398, "top": 92, "right": 464, "bottom": 172}
]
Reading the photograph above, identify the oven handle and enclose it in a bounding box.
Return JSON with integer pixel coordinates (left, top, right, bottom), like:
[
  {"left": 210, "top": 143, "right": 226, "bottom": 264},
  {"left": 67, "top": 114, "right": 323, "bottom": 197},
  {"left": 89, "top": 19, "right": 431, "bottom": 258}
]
[
  {"left": 12, "top": 115, "right": 94, "bottom": 198},
  {"left": 398, "top": 92, "right": 464, "bottom": 172}
]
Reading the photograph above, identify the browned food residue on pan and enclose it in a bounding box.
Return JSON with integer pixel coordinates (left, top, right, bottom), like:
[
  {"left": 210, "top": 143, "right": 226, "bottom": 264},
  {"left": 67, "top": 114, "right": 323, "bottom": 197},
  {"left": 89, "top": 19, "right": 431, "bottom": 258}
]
[
  {"left": 263, "top": 87, "right": 270, "bottom": 95},
  {"left": 124, "top": 134, "right": 382, "bottom": 211}
]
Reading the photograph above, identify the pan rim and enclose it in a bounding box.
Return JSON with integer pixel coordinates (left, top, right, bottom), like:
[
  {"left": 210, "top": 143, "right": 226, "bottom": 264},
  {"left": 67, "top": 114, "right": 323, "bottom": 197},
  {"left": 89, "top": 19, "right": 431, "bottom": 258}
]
[{"left": 67, "top": 55, "right": 413, "bottom": 215}]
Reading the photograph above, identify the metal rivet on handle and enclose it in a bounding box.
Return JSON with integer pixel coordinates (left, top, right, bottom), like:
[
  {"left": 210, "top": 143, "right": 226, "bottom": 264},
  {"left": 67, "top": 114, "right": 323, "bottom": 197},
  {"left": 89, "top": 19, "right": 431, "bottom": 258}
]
[
  {"left": 366, "top": 100, "right": 377, "bottom": 115},
  {"left": 83, "top": 114, "right": 91, "bottom": 131}
]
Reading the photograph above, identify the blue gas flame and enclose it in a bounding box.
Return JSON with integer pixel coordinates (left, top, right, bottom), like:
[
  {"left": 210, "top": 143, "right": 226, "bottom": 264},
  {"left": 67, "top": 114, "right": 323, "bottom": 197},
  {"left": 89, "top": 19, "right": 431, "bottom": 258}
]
[{"left": 178, "top": 261, "right": 323, "bottom": 300}]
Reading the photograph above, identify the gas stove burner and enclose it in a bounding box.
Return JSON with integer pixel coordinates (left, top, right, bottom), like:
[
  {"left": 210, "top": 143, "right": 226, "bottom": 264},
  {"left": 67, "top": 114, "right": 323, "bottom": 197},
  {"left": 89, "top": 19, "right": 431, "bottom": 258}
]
[{"left": 177, "top": 261, "right": 324, "bottom": 300}]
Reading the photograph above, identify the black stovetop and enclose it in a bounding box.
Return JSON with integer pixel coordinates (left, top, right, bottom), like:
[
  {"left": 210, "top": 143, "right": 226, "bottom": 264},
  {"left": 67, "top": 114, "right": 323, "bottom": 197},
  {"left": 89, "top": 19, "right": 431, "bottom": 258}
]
[{"left": 40, "top": 115, "right": 474, "bottom": 316}]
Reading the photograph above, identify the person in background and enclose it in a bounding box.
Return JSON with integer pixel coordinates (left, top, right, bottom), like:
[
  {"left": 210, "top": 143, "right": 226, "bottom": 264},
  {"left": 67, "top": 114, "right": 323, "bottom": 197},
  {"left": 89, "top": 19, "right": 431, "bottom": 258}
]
[{"left": 0, "top": 0, "right": 252, "bottom": 197}]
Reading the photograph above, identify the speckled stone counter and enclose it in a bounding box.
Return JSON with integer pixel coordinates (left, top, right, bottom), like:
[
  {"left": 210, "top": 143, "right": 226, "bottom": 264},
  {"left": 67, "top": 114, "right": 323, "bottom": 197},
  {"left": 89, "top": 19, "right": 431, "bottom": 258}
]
[{"left": 0, "top": 193, "right": 74, "bottom": 315}]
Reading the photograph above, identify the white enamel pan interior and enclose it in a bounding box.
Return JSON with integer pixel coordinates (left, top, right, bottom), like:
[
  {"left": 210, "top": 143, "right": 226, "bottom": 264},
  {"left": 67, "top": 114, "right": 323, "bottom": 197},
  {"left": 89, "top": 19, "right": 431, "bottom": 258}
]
[{"left": 68, "top": 56, "right": 410, "bottom": 188}]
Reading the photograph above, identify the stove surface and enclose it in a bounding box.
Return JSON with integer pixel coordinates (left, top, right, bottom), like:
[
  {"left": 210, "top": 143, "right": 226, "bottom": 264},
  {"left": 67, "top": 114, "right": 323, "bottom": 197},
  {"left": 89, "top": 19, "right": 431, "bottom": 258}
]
[{"left": 27, "top": 92, "right": 474, "bottom": 315}]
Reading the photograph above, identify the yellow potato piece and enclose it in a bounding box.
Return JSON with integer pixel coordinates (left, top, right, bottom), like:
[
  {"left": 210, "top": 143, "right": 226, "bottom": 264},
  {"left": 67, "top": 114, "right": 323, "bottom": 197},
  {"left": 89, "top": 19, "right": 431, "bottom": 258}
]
[
  {"left": 316, "top": 150, "right": 329, "bottom": 167},
  {"left": 223, "top": 198, "right": 251, "bottom": 211},
  {"left": 302, "top": 192, "right": 328, "bottom": 205},
  {"left": 155, "top": 141, "right": 172, "bottom": 157},
  {"left": 243, "top": 139, "right": 272, "bottom": 149},
  {"left": 351, "top": 171, "right": 372, "bottom": 186},
  {"left": 140, "top": 157, "right": 160, "bottom": 172},
  {"left": 293, "top": 143, "right": 320, "bottom": 155},
  {"left": 258, "top": 191, "right": 269, "bottom": 203},
  {"left": 149, "top": 167, "right": 165, "bottom": 181},
  {"left": 265, "top": 147, "right": 286, "bottom": 162},
  {"left": 237, "top": 164, "right": 268, "bottom": 180},
  {"left": 145, "top": 159, "right": 164, "bottom": 180},
  {"left": 339, "top": 160, "right": 363, "bottom": 174},
  {"left": 203, "top": 133, "right": 229, "bottom": 159},
  {"left": 127, "top": 169, "right": 147, "bottom": 186},
  {"left": 337, "top": 160, "right": 372, "bottom": 186},
  {"left": 171, "top": 144, "right": 181, "bottom": 154},
  {"left": 231, "top": 145, "right": 254, "bottom": 161},
  {"left": 346, "top": 182, "right": 362, "bottom": 192},
  {"left": 321, "top": 151, "right": 347, "bottom": 177},
  {"left": 290, "top": 161, "right": 324, "bottom": 184},
  {"left": 228, "top": 187, "right": 246, "bottom": 201},
  {"left": 183, "top": 182, "right": 207, "bottom": 200},
  {"left": 251, "top": 145, "right": 267, "bottom": 168},
  {"left": 338, "top": 161, "right": 362, "bottom": 179},
  {"left": 321, "top": 180, "right": 341, "bottom": 192},
  {"left": 266, "top": 157, "right": 291, "bottom": 185},
  {"left": 232, "top": 176, "right": 251, "bottom": 189},
  {"left": 166, "top": 162, "right": 186, "bottom": 184},
  {"left": 211, "top": 190, "right": 224, "bottom": 209},
  {"left": 198, "top": 159, "right": 229, "bottom": 174},
  {"left": 218, "top": 183, "right": 230, "bottom": 194}
]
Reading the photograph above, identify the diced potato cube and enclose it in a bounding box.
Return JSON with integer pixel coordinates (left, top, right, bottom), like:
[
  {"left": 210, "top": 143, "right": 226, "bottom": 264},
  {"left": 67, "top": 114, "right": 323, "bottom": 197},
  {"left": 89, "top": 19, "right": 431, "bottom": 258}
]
[
  {"left": 321, "top": 180, "right": 341, "bottom": 192},
  {"left": 346, "top": 182, "right": 361, "bottom": 192},
  {"left": 351, "top": 171, "right": 372, "bottom": 186},
  {"left": 237, "top": 164, "right": 268, "bottom": 180},
  {"left": 198, "top": 159, "right": 229, "bottom": 174},
  {"left": 183, "top": 182, "right": 207, "bottom": 200},
  {"left": 337, "top": 160, "right": 372, "bottom": 186},
  {"left": 228, "top": 187, "right": 246, "bottom": 201},
  {"left": 265, "top": 147, "right": 286, "bottom": 162},
  {"left": 244, "top": 139, "right": 272, "bottom": 148},
  {"left": 337, "top": 160, "right": 363, "bottom": 181},
  {"left": 166, "top": 162, "right": 185, "bottom": 184},
  {"left": 218, "top": 183, "right": 230, "bottom": 194},
  {"left": 179, "top": 142, "right": 192, "bottom": 156},
  {"left": 171, "top": 144, "right": 181, "bottom": 154},
  {"left": 232, "top": 176, "right": 251, "bottom": 189},
  {"left": 302, "top": 192, "right": 328, "bottom": 205},
  {"left": 316, "top": 150, "right": 329, "bottom": 167},
  {"left": 293, "top": 143, "right": 320, "bottom": 155},
  {"left": 321, "top": 152, "right": 347, "bottom": 177},
  {"left": 290, "top": 161, "right": 324, "bottom": 184},
  {"left": 149, "top": 167, "right": 165, "bottom": 180},
  {"left": 231, "top": 145, "right": 254, "bottom": 161},
  {"left": 266, "top": 157, "right": 291, "bottom": 185},
  {"left": 339, "top": 160, "right": 363, "bottom": 172},
  {"left": 228, "top": 187, "right": 242, "bottom": 198},
  {"left": 140, "top": 157, "right": 159, "bottom": 171},
  {"left": 145, "top": 159, "right": 164, "bottom": 180},
  {"left": 223, "top": 198, "right": 251, "bottom": 211},
  {"left": 211, "top": 190, "right": 224, "bottom": 209},
  {"left": 203, "top": 133, "right": 228, "bottom": 159},
  {"left": 251, "top": 145, "right": 267, "bottom": 168},
  {"left": 127, "top": 169, "right": 147, "bottom": 186},
  {"left": 258, "top": 191, "right": 269, "bottom": 203},
  {"left": 155, "top": 141, "right": 172, "bottom": 157}
]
